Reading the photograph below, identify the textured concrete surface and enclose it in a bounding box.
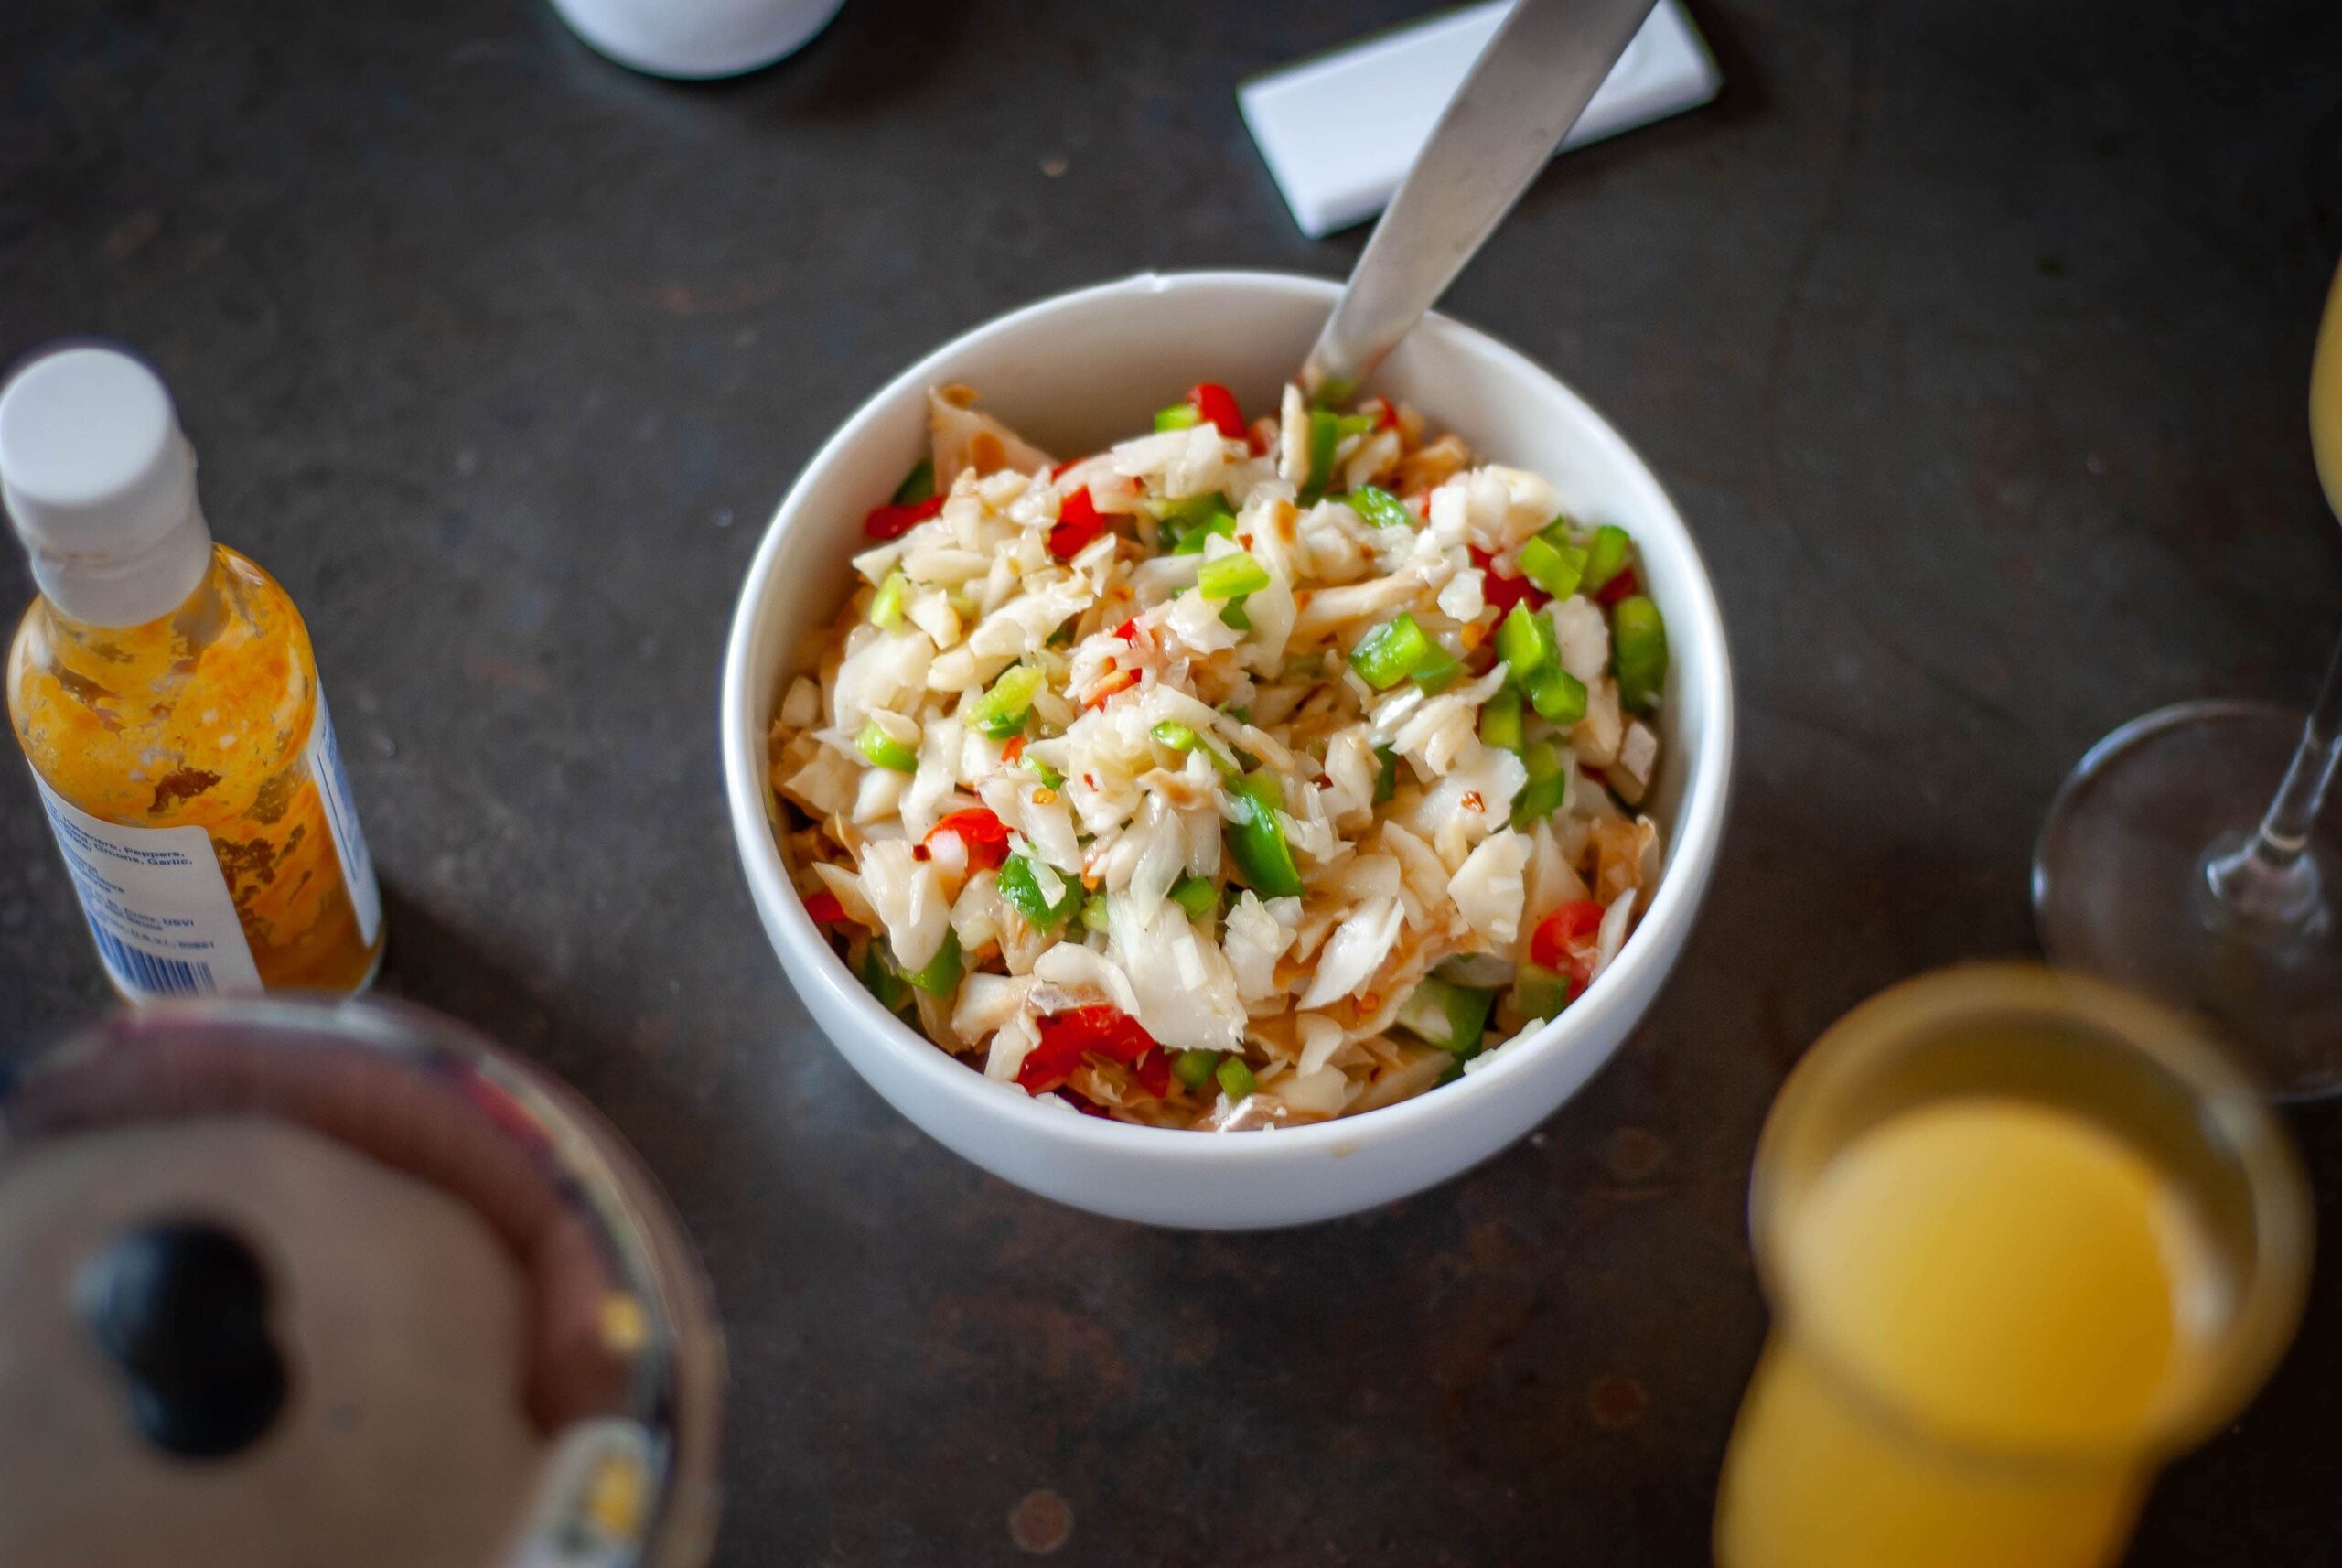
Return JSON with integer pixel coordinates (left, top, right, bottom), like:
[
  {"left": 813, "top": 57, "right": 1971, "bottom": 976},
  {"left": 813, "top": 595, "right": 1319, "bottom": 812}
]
[{"left": 4, "top": 0, "right": 2340, "bottom": 1562}]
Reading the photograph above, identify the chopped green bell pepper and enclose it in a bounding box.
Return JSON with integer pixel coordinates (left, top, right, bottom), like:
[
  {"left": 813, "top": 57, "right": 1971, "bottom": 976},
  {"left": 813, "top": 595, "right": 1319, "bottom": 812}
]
[
  {"left": 1510, "top": 962, "right": 1577, "bottom": 1023},
  {"left": 856, "top": 719, "right": 918, "bottom": 773},
  {"left": 1518, "top": 535, "right": 1587, "bottom": 599},
  {"left": 1478, "top": 685, "right": 1524, "bottom": 753},
  {"left": 1198, "top": 551, "right": 1270, "bottom": 600},
  {"left": 890, "top": 459, "right": 935, "bottom": 508},
  {"left": 1496, "top": 601, "right": 1552, "bottom": 679},
  {"left": 1151, "top": 719, "right": 1240, "bottom": 777},
  {"left": 1301, "top": 408, "right": 1340, "bottom": 502},
  {"left": 998, "top": 854, "right": 1082, "bottom": 930},
  {"left": 1511, "top": 740, "right": 1570, "bottom": 827},
  {"left": 1350, "top": 613, "right": 1444, "bottom": 691},
  {"left": 860, "top": 943, "right": 910, "bottom": 1012},
  {"left": 1525, "top": 663, "right": 1588, "bottom": 725},
  {"left": 1170, "top": 510, "right": 1238, "bottom": 555},
  {"left": 902, "top": 929, "right": 962, "bottom": 996},
  {"left": 1174, "top": 1048, "right": 1220, "bottom": 1090},
  {"left": 1612, "top": 595, "right": 1669, "bottom": 713},
  {"left": 1394, "top": 977, "right": 1496, "bottom": 1058},
  {"left": 1170, "top": 874, "right": 1219, "bottom": 920},
  {"left": 1225, "top": 771, "right": 1305, "bottom": 898},
  {"left": 1582, "top": 524, "right": 1632, "bottom": 594},
  {"left": 867, "top": 571, "right": 908, "bottom": 629},
  {"left": 964, "top": 665, "right": 1046, "bottom": 739},
  {"left": 1347, "top": 484, "right": 1416, "bottom": 532}
]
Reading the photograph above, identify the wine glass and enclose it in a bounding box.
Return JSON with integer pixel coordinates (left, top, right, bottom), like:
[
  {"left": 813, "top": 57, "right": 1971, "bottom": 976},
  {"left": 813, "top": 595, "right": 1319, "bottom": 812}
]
[{"left": 2033, "top": 257, "right": 2342, "bottom": 1100}]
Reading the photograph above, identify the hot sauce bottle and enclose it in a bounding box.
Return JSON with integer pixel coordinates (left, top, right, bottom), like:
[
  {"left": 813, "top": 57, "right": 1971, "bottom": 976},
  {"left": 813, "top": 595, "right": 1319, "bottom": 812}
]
[{"left": 3, "top": 345, "right": 383, "bottom": 998}]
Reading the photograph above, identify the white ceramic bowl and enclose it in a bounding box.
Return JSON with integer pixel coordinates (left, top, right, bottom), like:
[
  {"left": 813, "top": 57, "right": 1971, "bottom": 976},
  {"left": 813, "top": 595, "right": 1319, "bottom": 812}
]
[{"left": 722, "top": 271, "right": 1734, "bottom": 1229}]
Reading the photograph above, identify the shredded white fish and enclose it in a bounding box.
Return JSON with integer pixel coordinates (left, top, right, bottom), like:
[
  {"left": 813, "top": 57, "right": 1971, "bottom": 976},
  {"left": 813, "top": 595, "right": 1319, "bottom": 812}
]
[{"left": 768, "top": 384, "right": 1670, "bottom": 1130}]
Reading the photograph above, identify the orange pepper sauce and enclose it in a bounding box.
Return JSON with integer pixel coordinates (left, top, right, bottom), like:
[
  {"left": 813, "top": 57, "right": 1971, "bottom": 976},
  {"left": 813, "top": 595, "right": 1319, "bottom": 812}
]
[{"left": 8, "top": 546, "right": 381, "bottom": 993}]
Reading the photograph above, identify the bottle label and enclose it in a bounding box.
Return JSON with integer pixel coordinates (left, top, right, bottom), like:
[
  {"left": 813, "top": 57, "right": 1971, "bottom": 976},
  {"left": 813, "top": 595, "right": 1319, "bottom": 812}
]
[
  {"left": 306, "top": 690, "right": 381, "bottom": 947},
  {"left": 31, "top": 775, "right": 265, "bottom": 999}
]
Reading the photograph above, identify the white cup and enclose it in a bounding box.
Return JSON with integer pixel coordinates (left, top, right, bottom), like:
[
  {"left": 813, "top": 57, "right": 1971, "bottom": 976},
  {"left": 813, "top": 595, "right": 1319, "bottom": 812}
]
[{"left": 548, "top": 0, "right": 845, "bottom": 79}]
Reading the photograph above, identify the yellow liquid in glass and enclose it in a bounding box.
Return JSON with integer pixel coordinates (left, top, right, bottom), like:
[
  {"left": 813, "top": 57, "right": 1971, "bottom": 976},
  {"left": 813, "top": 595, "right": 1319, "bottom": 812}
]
[
  {"left": 2313, "top": 260, "right": 2342, "bottom": 521},
  {"left": 1716, "top": 1099, "right": 2220, "bottom": 1568}
]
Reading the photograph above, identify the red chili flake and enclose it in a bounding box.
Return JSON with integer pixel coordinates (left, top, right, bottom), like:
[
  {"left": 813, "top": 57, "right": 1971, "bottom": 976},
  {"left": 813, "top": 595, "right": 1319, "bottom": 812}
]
[
  {"left": 1187, "top": 382, "right": 1245, "bottom": 441},
  {"left": 926, "top": 808, "right": 1010, "bottom": 871},
  {"left": 1085, "top": 669, "right": 1139, "bottom": 709},
  {"left": 1048, "top": 487, "right": 1110, "bottom": 559},
  {"left": 1002, "top": 735, "right": 1026, "bottom": 764},
  {"left": 863, "top": 494, "right": 944, "bottom": 540},
  {"left": 1595, "top": 565, "right": 1640, "bottom": 606},
  {"left": 1370, "top": 395, "right": 1399, "bottom": 430},
  {"left": 1472, "top": 546, "right": 1550, "bottom": 618},
  {"left": 802, "top": 890, "right": 847, "bottom": 924},
  {"left": 1112, "top": 618, "right": 1139, "bottom": 642},
  {"left": 1017, "top": 1004, "right": 1158, "bottom": 1093}
]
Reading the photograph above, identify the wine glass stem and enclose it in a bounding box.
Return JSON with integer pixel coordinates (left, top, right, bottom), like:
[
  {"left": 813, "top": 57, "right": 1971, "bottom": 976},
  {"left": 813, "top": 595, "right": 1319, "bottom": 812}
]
[{"left": 2206, "top": 631, "right": 2342, "bottom": 924}]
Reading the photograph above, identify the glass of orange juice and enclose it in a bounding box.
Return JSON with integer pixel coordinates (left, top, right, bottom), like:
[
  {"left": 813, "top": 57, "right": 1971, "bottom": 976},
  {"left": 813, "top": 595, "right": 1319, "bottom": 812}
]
[{"left": 1714, "top": 964, "right": 2312, "bottom": 1568}]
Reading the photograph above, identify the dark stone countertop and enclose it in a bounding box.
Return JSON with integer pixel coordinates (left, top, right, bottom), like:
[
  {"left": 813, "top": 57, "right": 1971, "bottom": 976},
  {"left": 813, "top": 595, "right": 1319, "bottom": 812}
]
[{"left": 4, "top": 0, "right": 2339, "bottom": 1562}]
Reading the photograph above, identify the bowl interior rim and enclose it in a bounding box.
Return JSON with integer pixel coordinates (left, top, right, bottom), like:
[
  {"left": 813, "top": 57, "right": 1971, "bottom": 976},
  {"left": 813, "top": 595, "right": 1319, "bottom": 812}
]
[{"left": 720, "top": 267, "right": 1735, "bottom": 1159}]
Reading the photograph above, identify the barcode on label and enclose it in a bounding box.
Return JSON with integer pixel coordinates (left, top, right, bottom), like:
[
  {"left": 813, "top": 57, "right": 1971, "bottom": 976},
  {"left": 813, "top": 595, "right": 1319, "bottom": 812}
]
[{"left": 87, "top": 918, "right": 218, "bottom": 997}]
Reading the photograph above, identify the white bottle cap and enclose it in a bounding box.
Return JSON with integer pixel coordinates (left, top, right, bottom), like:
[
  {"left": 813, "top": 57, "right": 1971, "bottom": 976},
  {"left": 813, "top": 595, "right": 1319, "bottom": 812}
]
[{"left": 0, "top": 345, "right": 212, "bottom": 628}]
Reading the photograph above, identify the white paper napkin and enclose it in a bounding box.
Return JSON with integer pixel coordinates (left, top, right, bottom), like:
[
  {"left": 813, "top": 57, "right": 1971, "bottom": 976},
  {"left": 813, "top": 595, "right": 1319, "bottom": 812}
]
[{"left": 1240, "top": 0, "right": 1724, "bottom": 239}]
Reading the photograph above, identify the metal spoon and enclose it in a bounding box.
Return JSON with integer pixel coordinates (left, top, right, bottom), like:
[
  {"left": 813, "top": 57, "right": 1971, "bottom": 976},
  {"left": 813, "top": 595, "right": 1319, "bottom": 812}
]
[{"left": 1301, "top": 0, "right": 1662, "bottom": 403}]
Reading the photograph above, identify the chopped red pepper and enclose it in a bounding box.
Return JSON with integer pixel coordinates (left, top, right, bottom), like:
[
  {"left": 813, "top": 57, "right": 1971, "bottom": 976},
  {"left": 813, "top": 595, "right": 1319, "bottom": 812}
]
[
  {"left": 1370, "top": 395, "right": 1399, "bottom": 430},
  {"left": 1016, "top": 1004, "right": 1158, "bottom": 1093},
  {"left": 802, "top": 890, "right": 847, "bottom": 924},
  {"left": 1112, "top": 618, "right": 1139, "bottom": 642},
  {"left": 1531, "top": 899, "right": 1606, "bottom": 980},
  {"left": 1002, "top": 735, "right": 1026, "bottom": 765},
  {"left": 1595, "top": 565, "right": 1641, "bottom": 606},
  {"left": 1187, "top": 382, "right": 1245, "bottom": 441},
  {"left": 1049, "top": 487, "right": 1110, "bottom": 559},
  {"left": 1085, "top": 668, "right": 1139, "bottom": 709},
  {"left": 927, "top": 808, "right": 1010, "bottom": 871},
  {"left": 1472, "top": 545, "right": 1551, "bottom": 618},
  {"left": 1133, "top": 1048, "right": 1173, "bottom": 1099},
  {"left": 864, "top": 494, "right": 944, "bottom": 540},
  {"left": 1049, "top": 457, "right": 1081, "bottom": 479}
]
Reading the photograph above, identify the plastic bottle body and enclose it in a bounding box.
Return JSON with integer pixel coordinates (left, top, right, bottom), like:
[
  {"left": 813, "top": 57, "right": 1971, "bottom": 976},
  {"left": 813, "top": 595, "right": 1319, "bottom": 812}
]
[{"left": 8, "top": 545, "right": 382, "bottom": 996}]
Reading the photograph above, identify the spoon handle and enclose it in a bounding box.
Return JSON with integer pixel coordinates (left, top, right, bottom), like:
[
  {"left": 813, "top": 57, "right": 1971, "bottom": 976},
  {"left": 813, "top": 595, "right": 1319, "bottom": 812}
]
[{"left": 1302, "top": 0, "right": 1661, "bottom": 402}]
